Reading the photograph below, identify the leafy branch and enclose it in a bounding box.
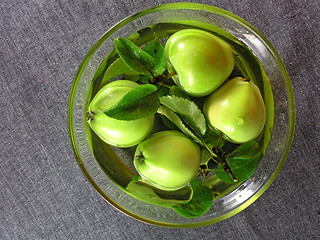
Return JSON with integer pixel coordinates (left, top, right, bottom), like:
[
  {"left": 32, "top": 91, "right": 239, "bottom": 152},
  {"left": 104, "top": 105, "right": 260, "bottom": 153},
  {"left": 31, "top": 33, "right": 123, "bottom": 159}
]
[
  {"left": 107, "top": 37, "right": 260, "bottom": 184},
  {"left": 202, "top": 138, "right": 238, "bottom": 183},
  {"left": 214, "top": 140, "right": 262, "bottom": 183},
  {"left": 92, "top": 36, "right": 267, "bottom": 219}
]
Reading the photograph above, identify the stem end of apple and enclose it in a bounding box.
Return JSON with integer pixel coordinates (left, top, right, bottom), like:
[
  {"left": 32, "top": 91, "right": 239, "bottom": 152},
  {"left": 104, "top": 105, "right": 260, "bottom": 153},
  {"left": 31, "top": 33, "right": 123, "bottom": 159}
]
[
  {"left": 135, "top": 154, "right": 145, "bottom": 163},
  {"left": 86, "top": 111, "right": 95, "bottom": 121}
]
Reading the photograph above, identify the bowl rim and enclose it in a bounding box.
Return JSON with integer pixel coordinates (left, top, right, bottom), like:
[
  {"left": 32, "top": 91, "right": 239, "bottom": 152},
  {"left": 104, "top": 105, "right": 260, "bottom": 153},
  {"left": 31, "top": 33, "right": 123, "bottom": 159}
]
[{"left": 68, "top": 2, "right": 296, "bottom": 228}]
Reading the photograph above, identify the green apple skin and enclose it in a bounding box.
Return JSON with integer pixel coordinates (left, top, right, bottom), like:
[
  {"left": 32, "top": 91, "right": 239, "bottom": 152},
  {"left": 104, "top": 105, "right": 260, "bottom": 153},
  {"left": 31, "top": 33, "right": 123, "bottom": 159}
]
[
  {"left": 165, "top": 29, "right": 234, "bottom": 97},
  {"left": 134, "top": 130, "right": 200, "bottom": 191},
  {"left": 88, "top": 80, "right": 154, "bottom": 148},
  {"left": 204, "top": 77, "right": 266, "bottom": 143}
]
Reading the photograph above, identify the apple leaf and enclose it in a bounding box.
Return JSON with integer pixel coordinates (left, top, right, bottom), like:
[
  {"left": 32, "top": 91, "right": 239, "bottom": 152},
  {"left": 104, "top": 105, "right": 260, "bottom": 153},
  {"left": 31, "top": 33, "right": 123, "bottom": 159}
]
[
  {"left": 157, "top": 105, "right": 201, "bottom": 144},
  {"left": 200, "top": 148, "right": 212, "bottom": 165},
  {"left": 160, "top": 115, "right": 180, "bottom": 132},
  {"left": 125, "top": 179, "right": 192, "bottom": 208},
  {"left": 123, "top": 73, "right": 141, "bottom": 82},
  {"left": 131, "top": 175, "right": 141, "bottom": 182},
  {"left": 156, "top": 85, "right": 170, "bottom": 98},
  {"left": 204, "top": 131, "right": 225, "bottom": 149},
  {"left": 214, "top": 141, "right": 262, "bottom": 183},
  {"left": 103, "top": 84, "right": 159, "bottom": 120},
  {"left": 227, "top": 140, "right": 261, "bottom": 159},
  {"left": 138, "top": 74, "right": 152, "bottom": 84},
  {"left": 169, "top": 86, "right": 191, "bottom": 100},
  {"left": 102, "top": 58, "right": 139, "bottom": 84},
  {"left": 143, "top": 40, "right": 166, "bottom": 75},
  {"left": 114, "top": 37, "right": 155, "bottom": 75},
  {"left": 160, "top": 96, "right": 206, "bottom": 136},
  {"left": 172, "top": 179, "right": 213, "bottom": 218}
]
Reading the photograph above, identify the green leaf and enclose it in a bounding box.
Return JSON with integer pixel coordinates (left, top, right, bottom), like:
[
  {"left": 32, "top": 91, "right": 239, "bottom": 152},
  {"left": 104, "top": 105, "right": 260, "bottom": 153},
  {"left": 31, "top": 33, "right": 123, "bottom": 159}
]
[
  {"left": 114, "top": 37, "right": 155, "bottom": 74},
  {"left": 124, "top": 73, "right": 153, "bottom": 84},
  {"left": 214, "top": 141, "right": 262, "bottom": 183},
  {"left": 139, "top": 74, "right": 152, "bottom": 84},
  {"left": 161, "top": 115, "right": 180, "bottom": 131},
  {"left": 131, "top": 175, "right": 141, "bottom": 182},
  {"left": 103, "top": 84, "right": 160, "bottom": 120},
  {"left": 102, "top": 58, "right": 139, "bottom": 84},
  {"left": 200, "top": 148, "right": 212, "bottom": 165},
  {"left": 156, "top": 85, "right": 170, "bottom": 98},
  {"left": 169, "top": 86, "right": 191, "bottom": 100},
  {"left": 160, "top": 96, "right": 206, "bottom": 136},
  {"left": 157, "top": 105, "right": 201, "bottom": 143},
  {"left": 227, "top": 140, "right": 260, "bottom": 159},
  {"left": 123, "top": 73, "right": 140, "bottom": 82},
  {"left": 143, "top": 40, "right": 166, "bottom": 75},
  {"left": 125, "top": 179, "right": 192, "bottom": 208},
  {"left": 173, "top": 179, "right": 213, "bottom": 218},
  {"left": 203, "top": 174, "right": 240, "bottom": 198},
  {"left": 205, "top": 131, "right": 224, "bottom": 149}
]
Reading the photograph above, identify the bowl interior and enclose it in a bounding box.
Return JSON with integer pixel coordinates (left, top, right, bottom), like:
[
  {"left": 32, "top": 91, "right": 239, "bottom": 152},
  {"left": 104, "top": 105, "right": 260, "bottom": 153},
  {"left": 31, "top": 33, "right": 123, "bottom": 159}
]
[{"left": 68, "top": 3, "right": 295, "bottom": 227}]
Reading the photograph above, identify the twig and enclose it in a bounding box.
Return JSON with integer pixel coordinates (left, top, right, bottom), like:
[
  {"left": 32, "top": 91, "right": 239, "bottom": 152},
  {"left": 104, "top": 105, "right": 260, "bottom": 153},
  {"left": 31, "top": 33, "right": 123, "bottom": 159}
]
[{"left": 205, "top": 141, "right": 238, "bottom": 183}]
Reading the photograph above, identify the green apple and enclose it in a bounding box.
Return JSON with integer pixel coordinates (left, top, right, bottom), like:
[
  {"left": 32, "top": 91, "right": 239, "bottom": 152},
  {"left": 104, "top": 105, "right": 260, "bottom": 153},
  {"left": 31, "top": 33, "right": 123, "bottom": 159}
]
[
  {"left": 134, "top": 130, "right": 200, "bottom": 191},
  {"left": 204, "top": 77, "right": 266, "bottom": 143},
  {"left": 165, "top": 29, "right": 234, "bottom": 97},
  {"left": 87, "top": 80, "right": 154, "bottom": 148}
]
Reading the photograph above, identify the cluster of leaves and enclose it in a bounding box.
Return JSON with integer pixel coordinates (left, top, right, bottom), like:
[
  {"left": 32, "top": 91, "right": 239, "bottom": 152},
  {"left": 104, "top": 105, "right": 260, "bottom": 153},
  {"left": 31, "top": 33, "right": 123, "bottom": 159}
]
[{"left": 101, "top": 37, "right": 263, "bottom": 218}]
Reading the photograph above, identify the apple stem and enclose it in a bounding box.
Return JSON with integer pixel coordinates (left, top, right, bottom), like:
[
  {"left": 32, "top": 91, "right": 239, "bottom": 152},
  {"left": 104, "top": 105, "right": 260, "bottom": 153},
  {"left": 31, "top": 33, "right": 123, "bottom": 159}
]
[
  {"left": 244, "top": 77, "right": 251, "bottom": 82},
  {"left": 214, "top": 133, "right": 223, "bottom": 150},
  {"left": 135, "top": 154, "right": 145, "bottom": 163},
  {"left": 149, "top": 75, "right": 163, "bottom": 85},
  {"left": 149, "top": 71, "right": 177, "bottom": 86},
  {"left": 203, "top": 143, "right": 217, "bottom": 159},
  {"left": 166, "top": 70, "right": 176, "bottom": 79},
  {"left": 148, "top": 70, "right": 156, "bottom": 79},
  {"left": 86, "top": 111, "right": 95, "bottom": 121}
]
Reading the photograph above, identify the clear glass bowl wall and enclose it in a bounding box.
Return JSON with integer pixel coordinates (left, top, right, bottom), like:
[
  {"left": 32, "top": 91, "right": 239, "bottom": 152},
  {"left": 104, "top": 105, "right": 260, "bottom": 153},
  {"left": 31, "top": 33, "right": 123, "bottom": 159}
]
[{"left": 68, "top": 3, "right": 295, "bottom": 227}]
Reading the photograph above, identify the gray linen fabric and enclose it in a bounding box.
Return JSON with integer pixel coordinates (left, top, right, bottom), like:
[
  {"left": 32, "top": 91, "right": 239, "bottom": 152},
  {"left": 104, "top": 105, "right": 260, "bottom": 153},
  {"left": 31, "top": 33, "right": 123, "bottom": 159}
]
[{"left": 1, "top": 0, "right": 319, "bottom": 239}]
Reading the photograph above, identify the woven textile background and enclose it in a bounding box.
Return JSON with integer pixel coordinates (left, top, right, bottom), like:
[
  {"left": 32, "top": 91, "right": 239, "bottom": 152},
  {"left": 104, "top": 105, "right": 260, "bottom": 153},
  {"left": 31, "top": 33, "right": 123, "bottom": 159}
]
[{"left": 1, "top": 0, "right": 319, "bottom": 239}]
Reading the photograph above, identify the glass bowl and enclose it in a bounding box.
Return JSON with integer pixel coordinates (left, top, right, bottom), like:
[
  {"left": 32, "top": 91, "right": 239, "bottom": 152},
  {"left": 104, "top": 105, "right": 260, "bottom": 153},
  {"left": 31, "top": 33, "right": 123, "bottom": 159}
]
[{"left": 68, "top": 3, "right": 295, "bottom": 227}]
